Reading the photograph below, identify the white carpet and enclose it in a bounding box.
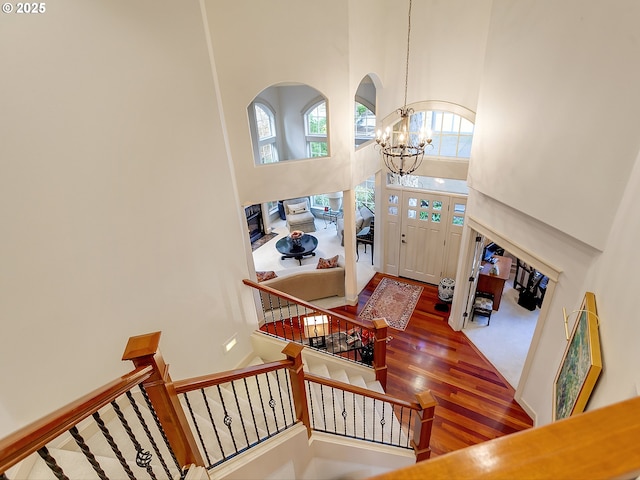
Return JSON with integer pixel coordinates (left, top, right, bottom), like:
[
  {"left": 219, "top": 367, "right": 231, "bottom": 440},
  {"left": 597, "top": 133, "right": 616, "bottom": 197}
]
[
  {"left": 251, "top": 217, "right": 376, "bottom": 308},
  {"left": 463, "top": 276, "right": 540, "bottom": 389}
]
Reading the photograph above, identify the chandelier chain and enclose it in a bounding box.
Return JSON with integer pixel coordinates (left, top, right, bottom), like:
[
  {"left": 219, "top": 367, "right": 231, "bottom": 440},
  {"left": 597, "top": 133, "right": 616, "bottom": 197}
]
[{"left": 403, "top": 0, "right": 412, "bottom": 109}]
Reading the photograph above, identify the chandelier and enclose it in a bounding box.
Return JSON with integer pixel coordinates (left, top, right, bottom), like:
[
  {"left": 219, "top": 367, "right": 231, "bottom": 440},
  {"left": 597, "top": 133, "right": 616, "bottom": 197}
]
[{"left": 375, "top": 0, "right": 433, "bottom": 176}]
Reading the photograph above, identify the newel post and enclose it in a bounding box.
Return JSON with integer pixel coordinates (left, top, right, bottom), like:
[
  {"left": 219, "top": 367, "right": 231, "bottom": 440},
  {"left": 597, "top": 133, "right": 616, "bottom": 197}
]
[
  {"left": 282, "top": 342, "right": 311, "bottom": 437},
  {"left": 372, "top": 318, "right": 388, "bottom": 390},
  {"left": 412, "top": 390, "right": 437, "bottom": 462},
  {"left": 122, "top": 332, "right": 204, "bottom": 468}
]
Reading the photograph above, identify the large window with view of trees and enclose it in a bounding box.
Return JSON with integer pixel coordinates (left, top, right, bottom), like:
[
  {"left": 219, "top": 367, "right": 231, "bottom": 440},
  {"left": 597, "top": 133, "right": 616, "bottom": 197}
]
[
  {"left": 305, "top": 101, "right": 328, "bottom": 157},
  {"left": 312, "top": 176, "right": 374, "bottom": 212}
]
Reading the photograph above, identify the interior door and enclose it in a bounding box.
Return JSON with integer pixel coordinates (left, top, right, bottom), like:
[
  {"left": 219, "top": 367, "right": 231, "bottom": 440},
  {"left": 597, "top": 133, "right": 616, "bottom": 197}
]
[{"left": 399, "top": 191, "right": 450, "bottom": 283}]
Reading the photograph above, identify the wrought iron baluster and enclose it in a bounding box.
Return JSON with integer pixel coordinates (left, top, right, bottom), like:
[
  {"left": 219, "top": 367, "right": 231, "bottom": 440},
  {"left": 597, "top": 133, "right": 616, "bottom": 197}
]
[
  {"left": 138, "top": 385, "right": 184, "bottom": 478},
  {"left": 243, "top": 377, "right": 261, "bottom": 442},
  {"left": 362, "top": 394, "right": 367, "bottom": 440},
  {"left": 399, "top": 406, "right": 405, "bottom": 447},
  {"left": 381, "top": 402, "right": 387, "bottom": 444},
  {"left": 68, "top": 426, "right": 108, "bottom": 480},
  {"left": 1, "top": 473, "right": 9, "bottom": 480},
  {"left": 36, "top": 446, "right": 69, "bottom": 480},
  {"left": 352, "top": 392, "right": 357, "bottom": 439},
  {"left": 182, "top": 393, "right": 212, "bottom": 467},
  {"left": 274, "top": 369, "right": 288, "bottom": 427},
  {"left": 341, "top": 389, "right": 348, "bottom": 435},
  {"left": 264, "top": 371, "right": 281, "bottom": 433},
  {"left": 331, "top": 387, "right": 337, "bottom": 433},
  {"left": 306, "top": 380, "right": 316, "bottom": 429},
  {"left": 254, "top": 375, "right": 271, "bottom": 437},
  {"left": 199, "top": 389, "right": 225, "bottom": 465},
  {"left": 216, "top": 384, "right": 239, "bottom": 454},
  {"left": 319, "top": 383, "right": 327, "bottom": 431},
  {"left": 93, "top": 411, "right": 137, "bottom": 480},
  {"left": 372, "top": 399, "right": 376, "bottom": 441},
  {"left": 281, "top": 369, "right": 296, "bottom": 425},
  {"left": 111, "top": 399, "right": 158, "bottom": 480},
  {"left": 125, "top": 390, "right": 173, "bottom": 479},
  {"left": 229, "top": 381, "right": 250, "bottom": 447}
]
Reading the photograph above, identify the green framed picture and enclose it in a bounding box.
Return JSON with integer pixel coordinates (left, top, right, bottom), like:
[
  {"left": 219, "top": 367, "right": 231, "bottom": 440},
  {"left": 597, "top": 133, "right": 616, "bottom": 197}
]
[{"left": 553, "top": 292, "right": 602, "bottom": 421}]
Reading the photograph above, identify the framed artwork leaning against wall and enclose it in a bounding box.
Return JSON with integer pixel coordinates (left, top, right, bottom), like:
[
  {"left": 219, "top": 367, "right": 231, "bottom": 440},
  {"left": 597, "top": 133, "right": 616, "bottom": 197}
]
[{"left": 553, "top": 291, "right": 603, "bottom": 421}]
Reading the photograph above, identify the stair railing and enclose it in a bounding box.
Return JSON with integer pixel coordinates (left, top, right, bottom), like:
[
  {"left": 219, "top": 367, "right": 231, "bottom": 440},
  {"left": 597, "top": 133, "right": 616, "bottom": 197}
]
[
  {"left": 170, "top": 345, "right": 300, "bottom": 469},
  {"left": 304, "top": 372, "right": 436, "bottom": 460},
  {"left": 0, "top": 333, "right": 433, "bottom": 480},
  {"left": 243, "top": 279, "right": 389, "bottom": 389},
  {"left": 0, "top": 360, "right": 195, "bottom": 480}
]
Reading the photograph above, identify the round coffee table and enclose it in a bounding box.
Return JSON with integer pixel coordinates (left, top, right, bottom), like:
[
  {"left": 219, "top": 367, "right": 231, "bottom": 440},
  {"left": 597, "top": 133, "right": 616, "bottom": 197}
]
[{"left": 276, "top": 234, "right": 318, "bottom": 265}]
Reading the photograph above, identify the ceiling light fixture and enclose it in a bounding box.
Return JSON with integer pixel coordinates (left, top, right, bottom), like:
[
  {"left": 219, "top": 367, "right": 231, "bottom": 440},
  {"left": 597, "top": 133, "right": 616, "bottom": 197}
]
[{"left": 376, "top": 0, "right": 433, "bottom": 176}]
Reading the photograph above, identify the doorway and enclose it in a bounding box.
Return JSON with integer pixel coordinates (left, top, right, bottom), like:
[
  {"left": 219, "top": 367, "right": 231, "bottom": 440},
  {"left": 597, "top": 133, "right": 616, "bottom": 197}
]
[
  {"left": 464, "top": 244, "right": 541, "bottom": 388},
  {"left": 383, "top": 187, "right": 467, "bottom": 284},
  {"left": 452, "top": 219, "right": 560, "bottom": 394}
]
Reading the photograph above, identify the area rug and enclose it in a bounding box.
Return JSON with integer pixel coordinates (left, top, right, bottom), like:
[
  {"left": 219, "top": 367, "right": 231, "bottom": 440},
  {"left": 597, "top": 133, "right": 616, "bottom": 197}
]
[{"left": 357, "top": 277, "right": 423, "bottom": 331}]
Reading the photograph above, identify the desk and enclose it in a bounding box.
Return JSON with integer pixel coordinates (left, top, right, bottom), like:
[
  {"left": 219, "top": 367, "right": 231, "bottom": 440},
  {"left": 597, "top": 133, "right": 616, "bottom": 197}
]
[{"left": 477, "top": 256, "right": 512, "bottom": 310}]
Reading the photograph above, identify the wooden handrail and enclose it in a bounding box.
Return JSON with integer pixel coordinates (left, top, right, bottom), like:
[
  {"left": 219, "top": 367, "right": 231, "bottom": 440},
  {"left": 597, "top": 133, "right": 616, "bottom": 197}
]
[
  {"left": 173, "top": 360, "right": 294, "bottom": 394},
  {"left": 371, "top": 395, "right": 640, "bottom": 480},
  {"left": 244, "top": 278, "right": 389, "bottom": 386},
  {"left": 0, "top": 365, "right": 153, "bottom": 474},
  {"left": 243, "top": 279, "right": 370, "bottom": 330},
  {"left": 304, "top": 372, "right": 422, "bottom": 411}
]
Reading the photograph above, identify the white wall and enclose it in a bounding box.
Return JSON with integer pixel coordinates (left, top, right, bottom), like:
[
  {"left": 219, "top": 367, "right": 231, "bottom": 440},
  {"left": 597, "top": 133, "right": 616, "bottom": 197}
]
[
  {"left": 0, "top": 1, "right": 256, "bottom": 436},
  {"left": 469, "top": 0, "right": 640, "bottom": 251},
  {"left": 466, "top": 0, "right": 640, "bottom": 423}
]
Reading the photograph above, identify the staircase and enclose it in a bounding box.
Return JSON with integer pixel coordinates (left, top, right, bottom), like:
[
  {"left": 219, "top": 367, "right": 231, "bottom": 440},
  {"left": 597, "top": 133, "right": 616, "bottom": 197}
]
[{"left": 2, "top": 333, "right": 417, "bottom": 480}]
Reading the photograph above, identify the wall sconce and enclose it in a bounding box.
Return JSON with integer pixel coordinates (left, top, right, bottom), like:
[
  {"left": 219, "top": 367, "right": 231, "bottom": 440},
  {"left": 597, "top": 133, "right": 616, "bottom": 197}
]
[{"left": 303, "top": 314, "right": 329, "bottom": 348}]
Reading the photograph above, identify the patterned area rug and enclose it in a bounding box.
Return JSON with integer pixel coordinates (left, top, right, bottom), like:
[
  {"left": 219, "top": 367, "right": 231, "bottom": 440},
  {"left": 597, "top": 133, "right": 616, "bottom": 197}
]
[{"left": 357, "top": 277, "right": 423, "bottom": 331}]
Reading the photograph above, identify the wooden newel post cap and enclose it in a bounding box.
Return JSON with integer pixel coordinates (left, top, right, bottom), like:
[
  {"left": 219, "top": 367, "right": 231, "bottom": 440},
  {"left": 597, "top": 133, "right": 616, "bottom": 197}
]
[
  {"left": 372, "top": 318, "right": 388, "bottom": 330},
  {"left": 416, "top": 390, "right": 437, "bottom": 409},
  {"left": 282, "top": 342, "right": 305, "bottom": 359},
  {"left": 122, "top": 331, "right": 162, "bottom": 361}
]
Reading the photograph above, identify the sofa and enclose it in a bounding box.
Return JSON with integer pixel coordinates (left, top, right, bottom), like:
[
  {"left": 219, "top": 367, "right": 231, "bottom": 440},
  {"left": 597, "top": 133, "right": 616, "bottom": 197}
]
[
  {"left": 337, "top": 205, "right": 375, "bottom": 246},
  {"left": 282, "top": 197, "right": 316, "bottom": 233},
  {"left": 257, "top": 259, "right": 345, "bottom": 308}
]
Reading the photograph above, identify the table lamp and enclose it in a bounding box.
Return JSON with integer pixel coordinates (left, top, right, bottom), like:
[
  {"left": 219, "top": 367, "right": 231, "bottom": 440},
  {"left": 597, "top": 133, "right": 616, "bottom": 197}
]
[{"left": 303, "top": 314, "right": 329, "bottom": 348}]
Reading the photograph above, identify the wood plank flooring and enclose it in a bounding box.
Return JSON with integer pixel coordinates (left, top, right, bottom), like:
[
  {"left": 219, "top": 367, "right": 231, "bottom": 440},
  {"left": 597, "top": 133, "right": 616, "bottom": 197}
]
[{"left": 330, "top": 273, "right": 533, "bottom": 457}]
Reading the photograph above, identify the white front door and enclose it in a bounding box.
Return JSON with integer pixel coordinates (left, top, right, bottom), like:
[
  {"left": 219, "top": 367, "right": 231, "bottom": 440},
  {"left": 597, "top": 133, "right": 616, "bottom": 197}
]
[{"left": 399, "top": 191, "right": 450, "bottom": 284}]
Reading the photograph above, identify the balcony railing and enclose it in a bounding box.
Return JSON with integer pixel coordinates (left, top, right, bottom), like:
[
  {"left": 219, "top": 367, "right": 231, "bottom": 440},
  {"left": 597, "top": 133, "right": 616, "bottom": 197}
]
[{"left": 243, "top": 279, "right": 390, "bottom": 389}]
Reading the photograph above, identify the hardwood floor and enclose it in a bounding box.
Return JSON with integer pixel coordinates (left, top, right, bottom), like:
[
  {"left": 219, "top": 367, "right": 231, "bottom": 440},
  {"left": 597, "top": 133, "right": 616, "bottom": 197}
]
[{"left": 330, "top": 273, "right": 533, "bottom": 457}]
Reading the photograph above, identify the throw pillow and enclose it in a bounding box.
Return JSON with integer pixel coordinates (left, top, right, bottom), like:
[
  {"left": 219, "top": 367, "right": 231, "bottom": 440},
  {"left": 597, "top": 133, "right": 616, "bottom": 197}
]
[
  {"left": 287, "top": 201, "right": 308, "bottom": 215},
  {"left": 256, "top": 270, "right": 277, "bottom": 282},
  {"left": 317, "top": 255, "right": 339, "bottom": 269}
]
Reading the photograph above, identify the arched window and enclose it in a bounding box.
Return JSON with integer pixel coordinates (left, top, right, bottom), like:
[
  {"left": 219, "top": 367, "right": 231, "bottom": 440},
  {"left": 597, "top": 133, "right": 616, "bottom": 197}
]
[
  {"left": 254, "top": 103, "right": 278, "bottom": 164},
  {"left": 393, "top": 110, "right": 474, "bottom": 159},
  {"left": 355, "top": 102, "right": 376, "bottom": 146},
  {"left": 304, "top": 101, "right": 328, "bottom": 157}
]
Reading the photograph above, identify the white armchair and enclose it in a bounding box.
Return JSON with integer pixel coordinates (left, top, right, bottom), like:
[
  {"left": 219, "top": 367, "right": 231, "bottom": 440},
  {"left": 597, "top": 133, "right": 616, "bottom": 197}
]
[{"left": 282, "top": 197, "right": 316, "bottom": 233}]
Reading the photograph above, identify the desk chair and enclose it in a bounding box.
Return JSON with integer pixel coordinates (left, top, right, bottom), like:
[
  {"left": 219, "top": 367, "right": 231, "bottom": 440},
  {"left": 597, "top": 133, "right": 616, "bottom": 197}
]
[{"left": 471, "top": 291, "right": 494, "bottom": 326}]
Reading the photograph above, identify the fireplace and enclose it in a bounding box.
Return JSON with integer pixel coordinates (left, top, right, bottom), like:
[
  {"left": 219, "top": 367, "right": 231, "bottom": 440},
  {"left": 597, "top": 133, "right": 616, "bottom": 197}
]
[{"left": 245, "top": 204, "right": 264, "bottom": 243}]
